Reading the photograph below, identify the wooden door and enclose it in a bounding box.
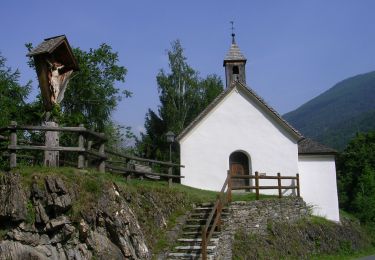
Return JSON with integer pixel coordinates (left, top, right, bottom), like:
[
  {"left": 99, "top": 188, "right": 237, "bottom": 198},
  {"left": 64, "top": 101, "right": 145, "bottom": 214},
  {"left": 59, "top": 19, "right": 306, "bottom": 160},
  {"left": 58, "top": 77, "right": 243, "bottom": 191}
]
[{"left": 231, "top": 163, "right": 247, "bottom": 188}]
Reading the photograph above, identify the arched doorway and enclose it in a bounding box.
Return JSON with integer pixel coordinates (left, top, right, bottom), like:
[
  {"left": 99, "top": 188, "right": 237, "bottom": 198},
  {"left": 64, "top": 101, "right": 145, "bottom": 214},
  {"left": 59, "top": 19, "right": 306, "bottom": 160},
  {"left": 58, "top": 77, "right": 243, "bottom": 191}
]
[{"left": 229, "top": 151, "right": 251, "bottom": 190}]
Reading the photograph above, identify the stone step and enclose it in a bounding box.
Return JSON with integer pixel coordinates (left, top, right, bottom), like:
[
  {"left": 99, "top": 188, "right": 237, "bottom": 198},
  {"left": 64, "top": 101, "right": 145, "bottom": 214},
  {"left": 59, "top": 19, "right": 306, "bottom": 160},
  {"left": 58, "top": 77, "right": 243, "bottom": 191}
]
[
  {"left": 192, "top": 207, "right": 214, "bottom": 211},
  {"left": 190, "top": 212, "right": 229, "bottom": 218},
  {"left": 183, "top": 225, "right": 216, "bottom": 232},
  {"left": 186, "top": 219, "right": 210, "bottom": 224},
  {"left": 196, "top": 202, "right": 215, "bottom": 207},
  {"left": 178, "top": 238, "right": 219, "bottom": 242},
  {"left": 167, "top": 252, "right": 215, "bottom": 260},
  {"left": 177, "top": 238, "right": 219, "bottom": 246},
  {"left": 182, "top": 231, "right": 220, "bottom": 238},
  {"left": 175, "top": 245, "right": 216, "bottom": 251},
  {"left": 192, "top": 207, "right": 229, "bottom": 213}
]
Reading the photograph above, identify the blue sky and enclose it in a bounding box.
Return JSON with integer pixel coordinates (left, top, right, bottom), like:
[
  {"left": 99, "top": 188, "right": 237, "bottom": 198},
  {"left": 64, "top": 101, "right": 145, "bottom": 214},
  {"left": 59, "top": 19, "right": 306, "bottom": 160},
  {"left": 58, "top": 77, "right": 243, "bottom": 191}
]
[{"left": 2, "top": 1, "right": 375, "bottom": 134}]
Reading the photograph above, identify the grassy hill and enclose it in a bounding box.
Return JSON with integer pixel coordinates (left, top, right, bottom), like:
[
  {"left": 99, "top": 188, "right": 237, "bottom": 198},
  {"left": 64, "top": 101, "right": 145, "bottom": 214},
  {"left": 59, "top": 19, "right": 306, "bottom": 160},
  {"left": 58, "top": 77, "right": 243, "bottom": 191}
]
[{"left": 284, "top": 71, "right": 375, "bottom": 150}]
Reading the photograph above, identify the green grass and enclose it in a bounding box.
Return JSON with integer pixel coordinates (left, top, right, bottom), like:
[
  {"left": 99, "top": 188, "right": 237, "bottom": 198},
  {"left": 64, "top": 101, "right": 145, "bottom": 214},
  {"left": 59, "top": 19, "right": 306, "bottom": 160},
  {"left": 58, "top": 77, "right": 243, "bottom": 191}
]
[{"left": 311, "top": 246, "right": 375, "bottom": 260}]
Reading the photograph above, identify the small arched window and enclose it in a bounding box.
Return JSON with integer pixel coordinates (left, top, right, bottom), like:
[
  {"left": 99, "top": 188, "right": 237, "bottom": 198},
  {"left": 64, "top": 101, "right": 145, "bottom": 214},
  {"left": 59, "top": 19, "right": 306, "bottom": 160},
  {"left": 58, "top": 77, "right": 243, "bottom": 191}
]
[{"left": 232, "top": 66, "right": 239, "bottom": 74}]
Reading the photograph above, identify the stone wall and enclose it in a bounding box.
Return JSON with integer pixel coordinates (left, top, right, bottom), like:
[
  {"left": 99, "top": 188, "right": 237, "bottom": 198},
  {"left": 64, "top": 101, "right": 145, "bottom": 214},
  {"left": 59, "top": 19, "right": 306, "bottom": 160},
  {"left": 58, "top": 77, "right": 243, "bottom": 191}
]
[{"left": 215, "top": 197, "right": 310, "bottom": 259}]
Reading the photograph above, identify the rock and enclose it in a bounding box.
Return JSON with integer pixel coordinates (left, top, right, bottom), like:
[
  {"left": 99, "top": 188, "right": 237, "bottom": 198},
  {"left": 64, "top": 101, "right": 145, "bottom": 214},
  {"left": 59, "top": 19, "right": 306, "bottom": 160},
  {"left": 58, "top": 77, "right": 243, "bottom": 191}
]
[
  {"left": 78, "top": 219, "right": 90, "bottom": 242},
  {"left": 96, "top": 184, "right": 150, "bottom": 259},
  {"left": 32, "top": 182, "right": 45, "bottom": 200},
  {"left": 46, "top": 216, "right": 70, "bottom": 232},
  {"left": 47, "top": 193, "right": 72, "bottom": 213},
  {"left": 45, "top": 176, "right": 68, "bottom": 195},
  {"left": 87, "top": 231, "right": 124, "bottom": 260},
  {"left": 0, "top": 173, "right": 28, "bottom": 222},
  {"left": 35, "top": 201, "right": 49, "bottom": 224},
  {"left": 0, "top": 240, "right": 48, "bottom": 260},
  {"left": 7, "top": 227, "right": 40, "bottom": 247}
]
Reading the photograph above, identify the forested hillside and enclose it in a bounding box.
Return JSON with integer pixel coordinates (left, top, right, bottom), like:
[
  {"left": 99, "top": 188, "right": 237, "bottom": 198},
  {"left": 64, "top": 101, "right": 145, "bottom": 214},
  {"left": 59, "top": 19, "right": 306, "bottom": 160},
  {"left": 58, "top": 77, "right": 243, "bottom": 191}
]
[{"left": 284, "top": 71, "right": 375, "bottom": 150}]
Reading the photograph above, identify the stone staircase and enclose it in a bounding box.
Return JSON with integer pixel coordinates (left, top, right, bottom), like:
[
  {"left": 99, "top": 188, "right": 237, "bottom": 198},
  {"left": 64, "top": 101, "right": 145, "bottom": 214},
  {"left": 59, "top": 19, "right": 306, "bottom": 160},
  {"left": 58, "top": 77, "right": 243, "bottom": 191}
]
[{"left": 167, "top": 203, "right": 228, "bottom": 260}]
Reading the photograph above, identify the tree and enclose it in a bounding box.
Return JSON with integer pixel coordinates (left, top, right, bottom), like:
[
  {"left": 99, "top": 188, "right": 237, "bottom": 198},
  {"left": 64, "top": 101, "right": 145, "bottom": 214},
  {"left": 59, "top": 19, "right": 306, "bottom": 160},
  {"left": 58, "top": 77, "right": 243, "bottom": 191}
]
[
  {"left": 337, "top": 131, "right": 375, "bottom": 223},
  {"left": 0, "top": 53, "right": 31, "bottom": 127},
  {"left": 61, "top": 44, "right": 131, "bottom": 132},
  {"left": 138, "top": 40, "right": 224, "bottom": 161}
]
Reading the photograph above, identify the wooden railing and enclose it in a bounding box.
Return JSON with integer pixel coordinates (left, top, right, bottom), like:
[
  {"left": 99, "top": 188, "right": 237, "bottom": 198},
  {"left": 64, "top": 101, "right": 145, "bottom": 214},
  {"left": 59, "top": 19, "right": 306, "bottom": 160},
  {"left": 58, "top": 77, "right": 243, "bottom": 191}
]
[
  {"left": 105, "top": 149, "right": 184, "bottom": 187},
  {"left": 201, "top": 170, "right": 231, "bottom": 260},
  {"left": 0, "top": 121, "right": 106, "bottom": 171},
  {"left": 0, "top": 122, "right": 184, "bottom": 185},
  {"left": 231, "top": 171, "right": 300, "bottom": 199},
  {"left": 201, "top": 170, "right": 300, "bottom": 259}
]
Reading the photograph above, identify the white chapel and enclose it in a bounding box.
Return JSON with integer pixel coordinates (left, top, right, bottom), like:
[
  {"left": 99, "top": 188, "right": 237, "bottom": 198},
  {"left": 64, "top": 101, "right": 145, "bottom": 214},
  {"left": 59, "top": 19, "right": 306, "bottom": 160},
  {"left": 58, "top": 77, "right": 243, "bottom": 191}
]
[{"left": 177, "top": 33, "right": 340, "bottom": 222}]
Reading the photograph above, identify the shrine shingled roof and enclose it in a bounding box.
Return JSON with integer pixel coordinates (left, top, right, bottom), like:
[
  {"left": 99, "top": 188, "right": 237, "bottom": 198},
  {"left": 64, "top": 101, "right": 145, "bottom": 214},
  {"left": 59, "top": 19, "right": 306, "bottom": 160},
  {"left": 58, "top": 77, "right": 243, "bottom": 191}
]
[{"left": 27, "top": 35, "right": 67, "bottom": 56}]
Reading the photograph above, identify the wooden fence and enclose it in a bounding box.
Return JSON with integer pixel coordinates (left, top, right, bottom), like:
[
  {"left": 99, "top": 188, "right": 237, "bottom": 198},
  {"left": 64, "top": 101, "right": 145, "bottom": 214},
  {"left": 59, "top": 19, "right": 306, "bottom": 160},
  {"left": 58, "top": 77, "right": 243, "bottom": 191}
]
[
  {"left": 0, "top": 122, "right": 184, "bottom": 185},
  {"left": 231, "top": 171, "right": 300, "bottom": 199}
]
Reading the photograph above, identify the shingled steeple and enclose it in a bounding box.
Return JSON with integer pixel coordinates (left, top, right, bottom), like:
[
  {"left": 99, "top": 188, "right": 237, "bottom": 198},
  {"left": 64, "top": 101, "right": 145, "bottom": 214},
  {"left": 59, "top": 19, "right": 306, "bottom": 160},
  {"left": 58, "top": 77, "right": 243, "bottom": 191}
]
[{"left": 223, "top": 32, "right": 247, "bottom": 88}]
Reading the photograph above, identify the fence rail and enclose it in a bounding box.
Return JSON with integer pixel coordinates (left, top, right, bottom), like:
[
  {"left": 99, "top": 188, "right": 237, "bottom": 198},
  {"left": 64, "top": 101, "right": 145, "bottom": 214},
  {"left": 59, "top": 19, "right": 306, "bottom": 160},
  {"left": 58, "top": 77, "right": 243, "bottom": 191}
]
[
  {"left": 0, "top": 122, "right": 184, "bottom": 186},
  {"left": 231, "top": 171, "right": 300, "bottom": 199}
]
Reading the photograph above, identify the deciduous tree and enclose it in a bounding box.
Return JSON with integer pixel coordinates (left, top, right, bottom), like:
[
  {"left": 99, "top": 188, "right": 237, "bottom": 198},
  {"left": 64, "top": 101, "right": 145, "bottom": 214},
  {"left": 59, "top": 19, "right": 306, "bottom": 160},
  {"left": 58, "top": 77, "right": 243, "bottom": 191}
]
[{"left": 138, "top": 40, "right": 223, "bottom": 161}]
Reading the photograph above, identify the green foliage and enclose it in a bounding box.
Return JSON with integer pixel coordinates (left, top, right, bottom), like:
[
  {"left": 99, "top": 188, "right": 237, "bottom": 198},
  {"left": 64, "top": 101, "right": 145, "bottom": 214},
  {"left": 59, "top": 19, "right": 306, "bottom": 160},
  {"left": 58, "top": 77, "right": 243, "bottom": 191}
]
[
  {"left": 337, "top": 131, "right": 375, "bottom": 223},
  {"left": 60, "top": 44, "right": 130, "bottom": 132},
  {"left": 0, "top": 53, "right": 32, "bottom": 127},
  {"left": 138, "top": 40, "right": 223, "bottom": 161},
  {"left": 284, "top": 71, "right": 375, "bottom": 150},
  {"left": 26, "top": 200, "right": 36, "bottom": 225}
]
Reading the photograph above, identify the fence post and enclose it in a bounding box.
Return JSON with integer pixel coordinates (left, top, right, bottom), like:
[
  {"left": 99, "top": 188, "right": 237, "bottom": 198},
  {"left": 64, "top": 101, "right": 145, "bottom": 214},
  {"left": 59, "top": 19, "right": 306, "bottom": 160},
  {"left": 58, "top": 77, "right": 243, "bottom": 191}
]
[
  {"left": 202, "top": 227, "right": 207, "bottom": 260},
  {"left": 98, "top": 133, "right": 105, "bottom": 173},
  {"left": 85, "top": 140, "right": 92, "bottom": 168},
  {"left": 296, "top": 173, "right": 300, "bottom": 197},
  {"left": 255, "top": 171, "right": 259, "bottom": 200},
  {"left": 9, "top": 121, "right": 17, "bottom": 168},
  {"left": 78, "top": 124, "right": 85, "bottom": 169},
  {"left": 227, "top": 170, "right": 232, "bottom": 203},
  {"left": 217, "top": 198, "right": 222, "bottom": 231},
  {"left": 277, "top": 172, "right": 282, "bottom": 198},
  {"left": 168, "top": 166, "right": 173, "bottom": 188}
]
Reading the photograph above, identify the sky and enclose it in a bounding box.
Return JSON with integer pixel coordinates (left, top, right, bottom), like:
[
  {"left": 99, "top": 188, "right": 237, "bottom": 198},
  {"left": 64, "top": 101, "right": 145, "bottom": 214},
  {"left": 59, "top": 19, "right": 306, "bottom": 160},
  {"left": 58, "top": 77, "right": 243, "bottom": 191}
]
[{"left": 1, "top": 1, "right": 375, "bottom": 134}]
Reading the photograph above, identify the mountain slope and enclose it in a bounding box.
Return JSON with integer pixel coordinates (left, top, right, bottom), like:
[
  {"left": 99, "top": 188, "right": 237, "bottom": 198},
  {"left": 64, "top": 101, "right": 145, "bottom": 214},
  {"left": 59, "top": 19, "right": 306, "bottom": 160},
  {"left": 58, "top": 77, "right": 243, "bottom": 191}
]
[{"left": 284, "top": 71, "right": 375, "bottom": 150}]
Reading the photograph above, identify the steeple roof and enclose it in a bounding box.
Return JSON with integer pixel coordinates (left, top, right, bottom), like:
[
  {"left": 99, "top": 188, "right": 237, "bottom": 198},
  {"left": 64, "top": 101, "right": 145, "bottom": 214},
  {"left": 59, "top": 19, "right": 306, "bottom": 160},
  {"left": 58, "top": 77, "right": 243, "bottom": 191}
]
[{"left": 224, "top": 34, "right": 247, "bottom": 64}]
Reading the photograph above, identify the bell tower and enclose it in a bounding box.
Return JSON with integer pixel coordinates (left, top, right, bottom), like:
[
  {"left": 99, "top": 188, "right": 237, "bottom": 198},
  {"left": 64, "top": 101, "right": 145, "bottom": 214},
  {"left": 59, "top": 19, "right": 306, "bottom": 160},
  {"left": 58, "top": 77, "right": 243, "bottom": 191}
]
[{"left": 223, "top": 24, "right": 247, "bottom": 88}]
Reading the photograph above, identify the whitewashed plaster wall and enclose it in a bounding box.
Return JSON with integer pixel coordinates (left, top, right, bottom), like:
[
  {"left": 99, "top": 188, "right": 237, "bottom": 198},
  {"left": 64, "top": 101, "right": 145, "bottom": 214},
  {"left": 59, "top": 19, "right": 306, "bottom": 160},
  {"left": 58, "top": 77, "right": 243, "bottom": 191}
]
[
  {"left": 298, "top": 155, "right": 340, "bottom": 222},
  {"left": 180, "top": 87, "right": 299, "bottom": 192}
]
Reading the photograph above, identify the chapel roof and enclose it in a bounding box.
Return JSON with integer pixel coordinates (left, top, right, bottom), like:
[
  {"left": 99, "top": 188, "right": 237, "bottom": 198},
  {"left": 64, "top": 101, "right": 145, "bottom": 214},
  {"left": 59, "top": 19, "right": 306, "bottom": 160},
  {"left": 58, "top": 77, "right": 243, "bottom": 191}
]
[
  {"left": 298, "top": 138, "right": 337, "bottom": 155},
  {"left": 177, "top": 81, "right": 303, "bottom": 142}
]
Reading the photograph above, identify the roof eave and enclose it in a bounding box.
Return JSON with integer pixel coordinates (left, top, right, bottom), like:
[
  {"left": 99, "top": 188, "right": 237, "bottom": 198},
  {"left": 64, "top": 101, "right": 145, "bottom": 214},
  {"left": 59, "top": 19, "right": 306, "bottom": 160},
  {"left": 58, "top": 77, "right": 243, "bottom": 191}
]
[
  {"left": 223, "top": 59, "right": 247, "bottom": 66},
  {"left": 299, "top": 152, "right": 337, "bottom": 156}
]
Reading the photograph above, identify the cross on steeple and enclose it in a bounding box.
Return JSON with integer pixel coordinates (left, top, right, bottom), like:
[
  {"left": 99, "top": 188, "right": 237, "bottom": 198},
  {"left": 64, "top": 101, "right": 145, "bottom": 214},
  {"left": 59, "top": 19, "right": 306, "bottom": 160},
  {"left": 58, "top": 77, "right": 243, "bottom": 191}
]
[{"left": 230, "top": 21, "right": 236, "bottom": 44}]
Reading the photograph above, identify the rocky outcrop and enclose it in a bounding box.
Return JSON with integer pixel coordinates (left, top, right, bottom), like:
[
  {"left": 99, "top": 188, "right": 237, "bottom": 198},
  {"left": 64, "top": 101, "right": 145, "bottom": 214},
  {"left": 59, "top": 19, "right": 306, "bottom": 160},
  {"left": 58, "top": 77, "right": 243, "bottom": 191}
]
[
  {"left": 0, "top": 172, "right": 150, "bottom": 260},
  {"left": 0, "top": 173, "right": 28, "bottom": 223}
]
